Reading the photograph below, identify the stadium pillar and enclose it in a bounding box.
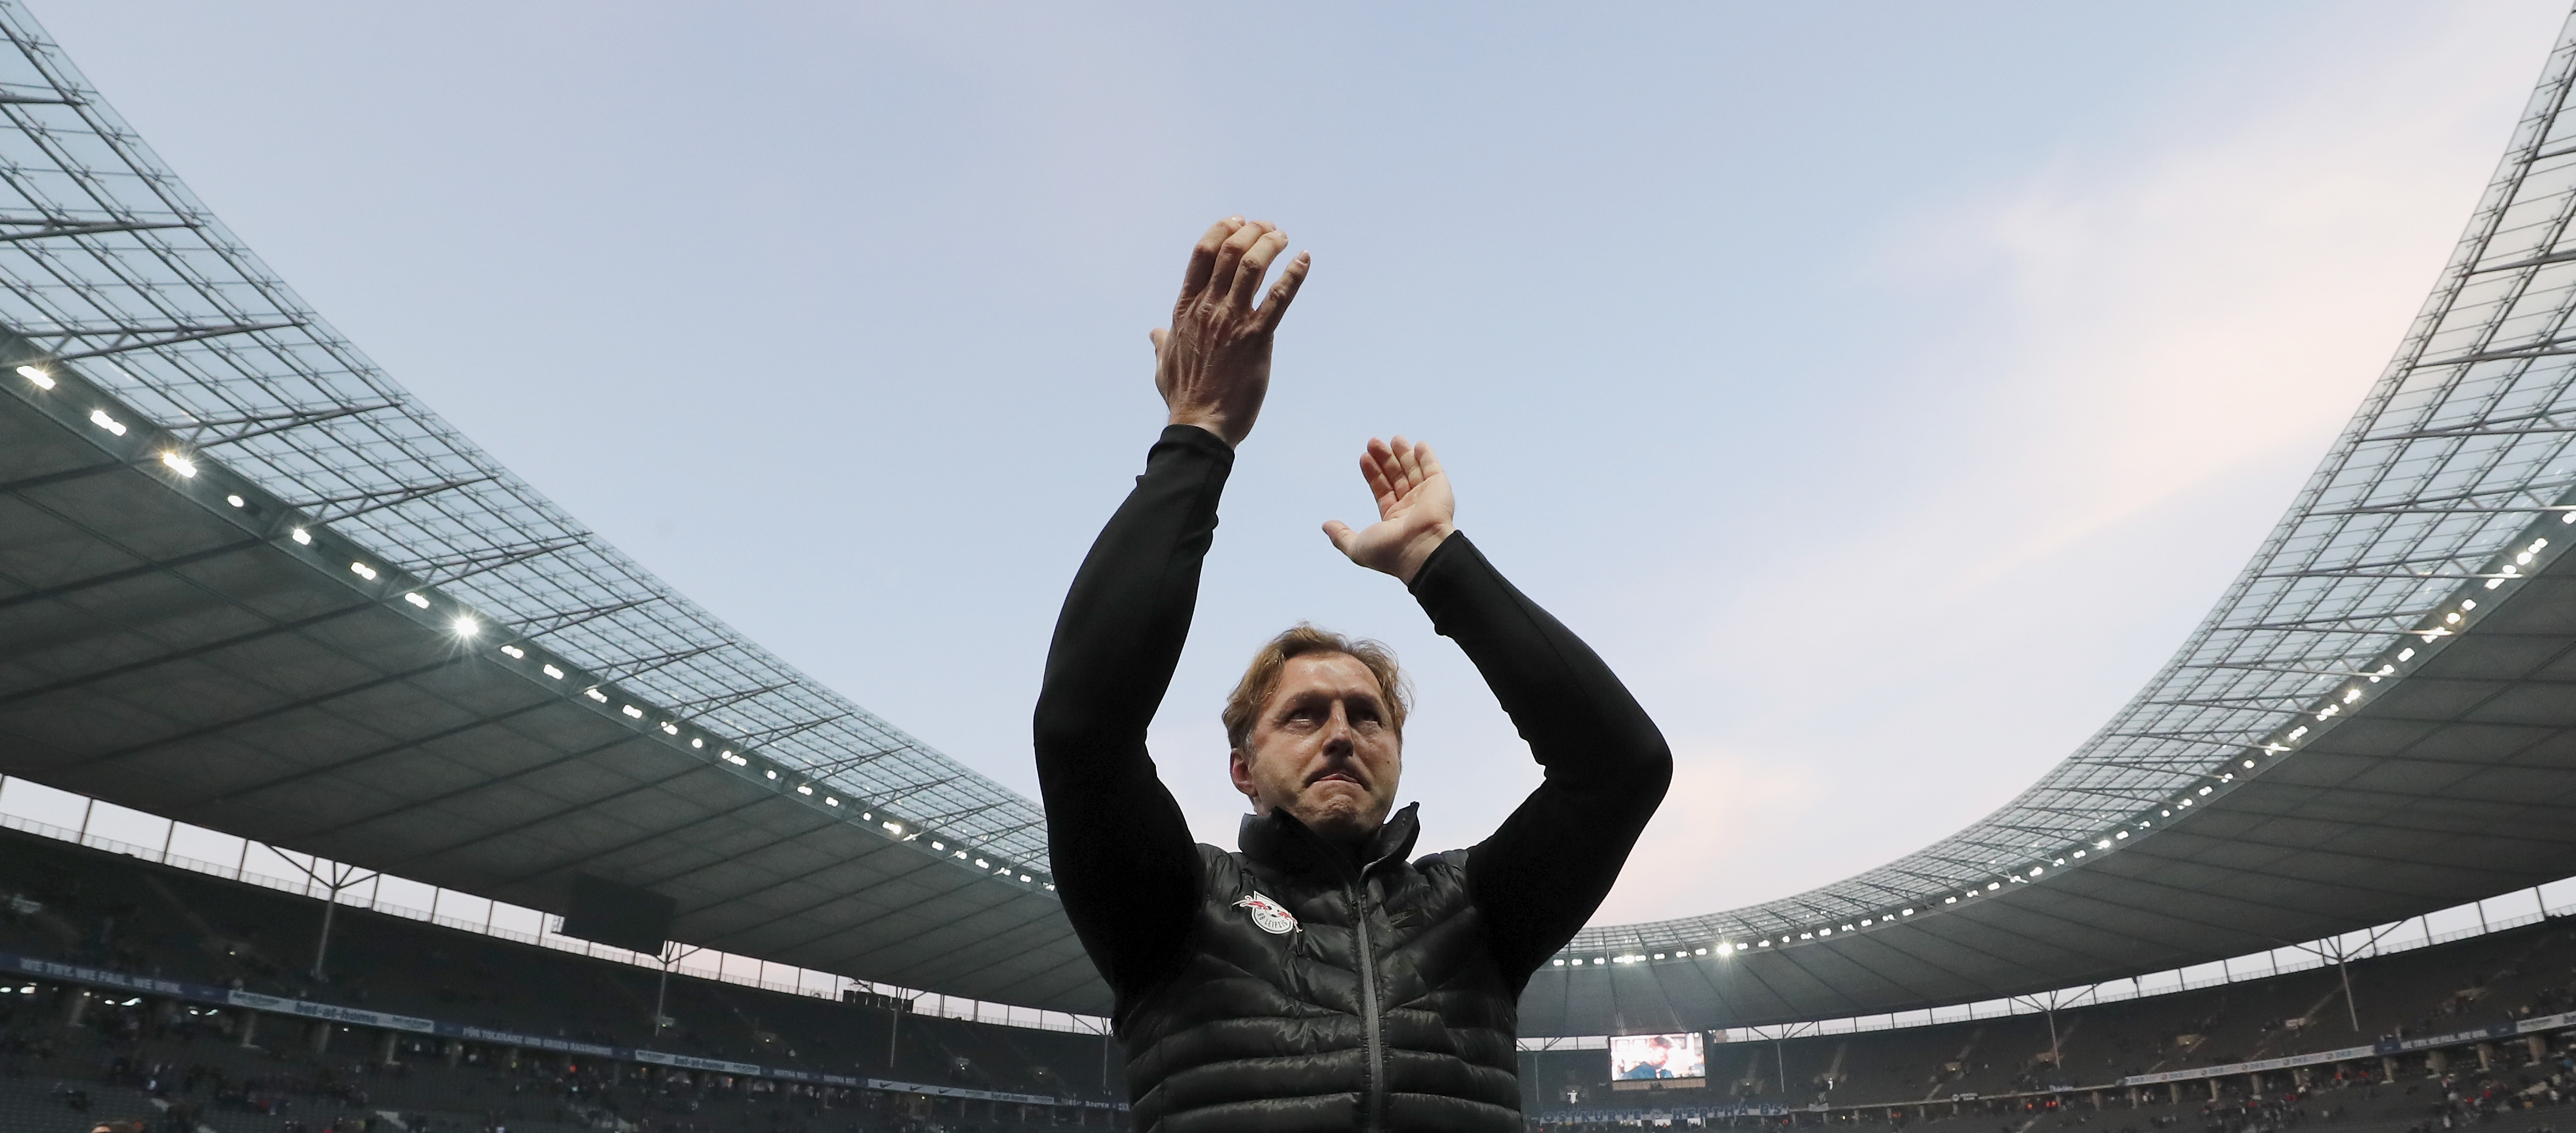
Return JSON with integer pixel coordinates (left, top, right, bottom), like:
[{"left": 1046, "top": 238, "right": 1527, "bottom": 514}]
[
  {"left": 444, "top": 1039, "right": 463, "bottom": 1066},
  {"left": 2529, "top": 1035, "right": 2550, "bottom": 1061},
  {"left": 2126, "top": 1087, "right": 2141, "bottom": 1108},
  {"left": 235, "top": 1008, "right": 259, "bottom": 1047},
  {"left": 2207, "top": 1079, "right": 2220, "bottom": 1101},
  {"left": 2381, "top": 1056, "right": 2398, "bottom": 1080},
  {"left": 2476, "top": 1043, "right": 2495, "bottom": 1070},
  {"left": 57, "top": 986, "right": 86, "bottom": 1026},
  {"left": 2427, "top": 1049, "right": 2447, "bottom": 1073},
  {"left": 307, "top": 1019, "right": 331, "bottom": 1054},
  {"left": 375, "top": 1028, "right": 399, "bottom": 1067}
]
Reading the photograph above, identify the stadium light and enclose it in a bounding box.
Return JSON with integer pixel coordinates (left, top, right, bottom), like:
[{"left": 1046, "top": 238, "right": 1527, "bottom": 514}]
[
  {"left": 404, "top": 592, "right": 430, "bottom": 609},
  {"left": 453, "top": 615, "right": 478, "bottom": 637},
  {"left": 290, "top": 527, "right": 311, "bottom": 544},
  {"left": 349, "top": 562, "right": 377, "bottom": 580},
  {"left": 621, "top": 705, "right": 643, "bottom": 719},
  {"left": 16, "top": 364, "right": 52, "bottom": 389},
  {"left": 2565, "top": 511, "right": 2575, "bottom": 524},
  {"left": 87, "top": 408, "right": 123, "bottom": 435},
  {"left": 159, "top": 451, "right": 195, "bottom": 477},
  {"left": 226, "top": 494, "right": 244, "bottom": 508},
  {"left": 501, "top": 646, "right": 526, "bottom": 659},
  {"left": 543, "top": 664, "right": 564, "bottom": 679}
]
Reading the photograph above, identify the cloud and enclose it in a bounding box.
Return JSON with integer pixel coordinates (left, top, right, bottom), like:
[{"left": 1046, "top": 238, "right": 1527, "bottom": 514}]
[
  {"left": 1590, "top": 748, "right": 1820, "bottom": 925},
  {"left": 1599, "top": 8, "right": 2556, "bottom": 929}
]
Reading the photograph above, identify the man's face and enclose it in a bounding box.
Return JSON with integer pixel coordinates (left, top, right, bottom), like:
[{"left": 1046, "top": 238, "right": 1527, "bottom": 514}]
[{"left": 1230, "top": 652, "right": 1403, "bottom": 843}]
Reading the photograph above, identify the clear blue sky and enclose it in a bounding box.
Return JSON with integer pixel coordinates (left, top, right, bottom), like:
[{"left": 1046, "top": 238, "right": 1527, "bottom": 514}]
[{"left": 37, "top": 1, "right": 2568, "bottom": 926}]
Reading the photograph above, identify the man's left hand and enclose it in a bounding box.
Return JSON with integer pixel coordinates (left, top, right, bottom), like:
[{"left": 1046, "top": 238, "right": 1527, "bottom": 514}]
[{"left": 1324, "top": 435, "right": 1456, "bottom": 585}]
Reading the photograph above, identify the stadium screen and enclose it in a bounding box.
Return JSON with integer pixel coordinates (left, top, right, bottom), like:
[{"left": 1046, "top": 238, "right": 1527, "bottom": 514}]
[{"left": 1608, "top": 1032, "right": 1705, "bottom": 1081}]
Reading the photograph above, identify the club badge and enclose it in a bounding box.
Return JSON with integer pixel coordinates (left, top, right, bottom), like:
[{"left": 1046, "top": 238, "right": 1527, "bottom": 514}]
[{"left": 1235, "top": 891, "right": 1298, "bottom": 935}]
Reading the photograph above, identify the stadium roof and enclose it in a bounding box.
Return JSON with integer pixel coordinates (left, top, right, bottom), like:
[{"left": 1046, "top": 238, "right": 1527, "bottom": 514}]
[
  {"left": 8, "top": 0, "right": 2576, "bottom": 1035},
  {"left": 1520, "top": 5, "right": 2576, "bottom": 1033},
  {"left": 0, "top": 2, "right": 1102, "bottom": 1012}
]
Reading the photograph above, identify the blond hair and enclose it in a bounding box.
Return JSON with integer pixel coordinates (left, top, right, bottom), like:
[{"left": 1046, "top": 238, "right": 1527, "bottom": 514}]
[{"left": 1221, "top": 624, "right": 1412, "bottom": 753}]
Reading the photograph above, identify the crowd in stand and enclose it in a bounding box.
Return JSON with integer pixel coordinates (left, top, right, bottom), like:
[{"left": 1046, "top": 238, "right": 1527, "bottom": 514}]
[
  {"left": 0, "top": 828, "right": 1120, "bottom": 1132},
  {"left": 23, "top": 818, "right": 2576, "bottom": 1132}
]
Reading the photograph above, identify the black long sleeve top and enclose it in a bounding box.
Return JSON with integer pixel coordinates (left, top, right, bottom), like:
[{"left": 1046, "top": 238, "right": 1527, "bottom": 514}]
[{"left": 1032, "top": 424, "right": 1672, "bottom": 1006}]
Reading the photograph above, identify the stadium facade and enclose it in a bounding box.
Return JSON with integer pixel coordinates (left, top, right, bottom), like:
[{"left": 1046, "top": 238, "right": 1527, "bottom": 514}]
[{"left": 8, "top": 0, "right": 2576, "bottom": 1045}]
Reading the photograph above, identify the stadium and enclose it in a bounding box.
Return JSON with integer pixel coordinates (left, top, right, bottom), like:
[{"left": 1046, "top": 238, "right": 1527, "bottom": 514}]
[{"left": 6, "top": 2, "right": 2576, "bottom": 1132}]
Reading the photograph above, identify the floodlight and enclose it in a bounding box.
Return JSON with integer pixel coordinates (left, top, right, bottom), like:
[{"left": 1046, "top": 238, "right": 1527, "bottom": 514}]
[
  {"left": 88, "top": 408, "right": 124, "bottom": 435},
  {"left": 349, "top": 562, "right": 377, "bottom": 580},
  {"left": 453, "top": 615, "right": 478, "bottom": 637},
  {"left": 291, "top": 527, "right": 311, "bottom": 544},
  {"left": 16, "top": 364, "right": 51, "bottom": 388},
  {"left": 226, "top": 494, "right": 244, "bottom": 507},
  {"left": 404, "top": 592, "right": 430, "bottom": 609},
  {"left": 159, "top": 451, "right": 195, "bottom": 477}
]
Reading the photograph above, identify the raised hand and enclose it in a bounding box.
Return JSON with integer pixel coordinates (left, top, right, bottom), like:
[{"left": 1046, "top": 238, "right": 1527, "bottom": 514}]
[
  {"left": 1324, "top": 436, "right": 1457, "bottom": 584},
  {"left": 1151, "top": 217, "right": 1311, "bottom": 448}
]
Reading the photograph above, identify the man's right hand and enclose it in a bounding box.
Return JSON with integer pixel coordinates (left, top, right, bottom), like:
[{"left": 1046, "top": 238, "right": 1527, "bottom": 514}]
[{"left": 1151, "top": 217, "right": 1310, "bottom": 448}]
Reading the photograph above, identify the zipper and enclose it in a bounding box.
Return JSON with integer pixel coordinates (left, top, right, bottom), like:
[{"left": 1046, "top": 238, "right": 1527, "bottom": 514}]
[{"left": 1351, "top": 876, "right": 1385, "bottom": 1132}]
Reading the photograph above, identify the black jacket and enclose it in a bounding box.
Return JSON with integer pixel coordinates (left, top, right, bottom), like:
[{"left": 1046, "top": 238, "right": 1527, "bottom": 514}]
[{"left": 1034, "top": 427, "right": 1671, "bottom": 1132}]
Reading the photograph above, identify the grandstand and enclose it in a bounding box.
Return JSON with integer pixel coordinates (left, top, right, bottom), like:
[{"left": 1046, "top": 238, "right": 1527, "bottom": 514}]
[
  {"left": 9, "top": 0, "right": 2576, "bottom": 1129},
  {"left": 0, "top": 821, "right": 1123, "bottom": 1130}
]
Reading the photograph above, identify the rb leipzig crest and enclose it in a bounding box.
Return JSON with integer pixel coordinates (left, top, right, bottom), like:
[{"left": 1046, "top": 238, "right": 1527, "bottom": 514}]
[{"left": 1234, "top": 891, "right": 1299, "bottom": 934}]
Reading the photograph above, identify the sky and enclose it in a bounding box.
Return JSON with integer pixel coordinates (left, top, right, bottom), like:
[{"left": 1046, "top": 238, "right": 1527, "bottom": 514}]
[{"left": 28, "top": 1, "right": 2573, "bottom": 929}]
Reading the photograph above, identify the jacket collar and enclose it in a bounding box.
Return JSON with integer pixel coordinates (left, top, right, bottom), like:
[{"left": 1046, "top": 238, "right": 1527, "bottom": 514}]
[{"left": 1239, "top": 803, "right": 1421, "bottom": 879}]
